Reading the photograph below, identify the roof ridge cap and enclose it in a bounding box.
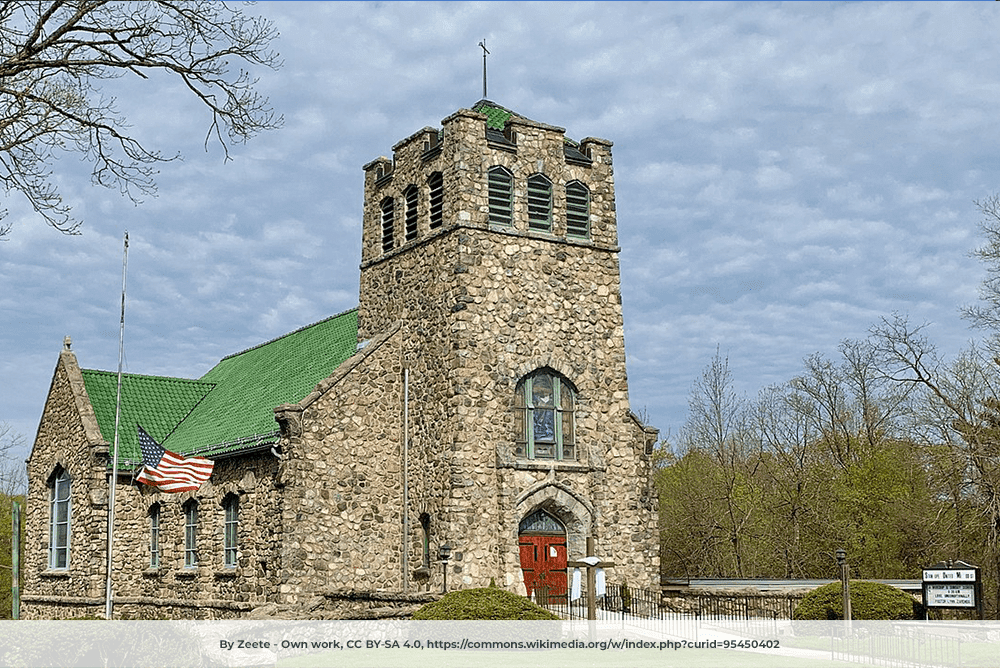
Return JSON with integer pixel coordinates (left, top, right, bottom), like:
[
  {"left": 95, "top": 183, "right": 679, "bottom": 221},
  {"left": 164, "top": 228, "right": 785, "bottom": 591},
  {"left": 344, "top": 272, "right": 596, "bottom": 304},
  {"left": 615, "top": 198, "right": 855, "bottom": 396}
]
[
  {"left": 218, "top": 306, "right": 360, "bottom": 362},
  {"left": 80, "top": 368, "right": 214, "bottom": 385}
]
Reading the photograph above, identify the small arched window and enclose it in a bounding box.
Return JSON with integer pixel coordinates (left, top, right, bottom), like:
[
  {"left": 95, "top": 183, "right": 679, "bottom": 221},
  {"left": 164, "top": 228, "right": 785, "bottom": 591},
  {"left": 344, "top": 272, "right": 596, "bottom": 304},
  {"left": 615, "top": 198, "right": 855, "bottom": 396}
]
[
  {"left": 419, "top": 513, "right": 432, "bottom": 569},
  {"left": 527, "top": 174, "right": 552, "bottom": 232},
  {"left": 488, "top": 166, "right": 513, "bottom": 227},
  {"left": 380, "top": 197, "right": 395, "bottom": 252},
  {"left": 48, "top": 467, "right": 71, "bottom": 570},
  {"left": 565, "top": 181, "right": 590, "bottom": 239},
  {"left": 404, "top": 185, "right": 419, "bottom": 242},
  {"left": 183, "top": 499, "right": 199, "bottom": 568},
  {"left": 149, "top": 503, "right": 161, "bottom": 568},
  {"left": 428, "top": 172, "right": 444, "bottom": 229},
  {"left": 514, "top": 369, "right": 576, "bottom": 460},
  {"left": 223, "top": 494, "right": 239, "bottom": 569}
]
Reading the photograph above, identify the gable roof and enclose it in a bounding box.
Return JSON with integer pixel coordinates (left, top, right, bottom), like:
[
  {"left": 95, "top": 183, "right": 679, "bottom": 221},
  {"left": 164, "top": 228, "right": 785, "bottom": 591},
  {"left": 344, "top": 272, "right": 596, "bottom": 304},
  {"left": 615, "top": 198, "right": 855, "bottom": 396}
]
[
  {"left": 82, "top": 308, "right": 360, "bottom": 465},
  {"left": 81, "top": 371, "right": 214, "bottom": 464}
]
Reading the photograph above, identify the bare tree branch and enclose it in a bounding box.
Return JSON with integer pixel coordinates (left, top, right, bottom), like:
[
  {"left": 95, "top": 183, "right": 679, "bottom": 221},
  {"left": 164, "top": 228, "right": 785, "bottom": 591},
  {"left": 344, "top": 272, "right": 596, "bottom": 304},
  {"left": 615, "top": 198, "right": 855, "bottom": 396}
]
[
  {"left": 962, "top": 194, "right": 1000, "bottom": 332},
  {"left": 0, "top": 0, "right": 282, "bottom": 236}
]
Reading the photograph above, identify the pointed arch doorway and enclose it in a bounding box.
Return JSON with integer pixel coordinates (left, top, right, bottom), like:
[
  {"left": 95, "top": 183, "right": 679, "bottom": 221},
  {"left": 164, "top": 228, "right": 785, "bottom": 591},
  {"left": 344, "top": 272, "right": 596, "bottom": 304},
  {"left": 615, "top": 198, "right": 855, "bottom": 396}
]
[{"left": 518, "top": 509, "right": 567, "bottom": 604}]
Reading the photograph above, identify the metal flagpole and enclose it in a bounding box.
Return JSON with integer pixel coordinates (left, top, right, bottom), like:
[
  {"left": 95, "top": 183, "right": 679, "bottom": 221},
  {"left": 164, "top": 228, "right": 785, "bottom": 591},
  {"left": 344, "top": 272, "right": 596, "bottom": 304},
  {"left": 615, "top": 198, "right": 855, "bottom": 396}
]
[{"left": 105, "top": 231, "right": 129, "bottom": 620}]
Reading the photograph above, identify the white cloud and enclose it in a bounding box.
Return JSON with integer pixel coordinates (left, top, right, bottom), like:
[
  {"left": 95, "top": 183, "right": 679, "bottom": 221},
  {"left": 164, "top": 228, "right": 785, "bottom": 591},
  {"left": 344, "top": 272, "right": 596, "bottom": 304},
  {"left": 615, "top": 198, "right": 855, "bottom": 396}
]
[{"left": 4, "top": 1, "right": 1000, "bottom": 463}]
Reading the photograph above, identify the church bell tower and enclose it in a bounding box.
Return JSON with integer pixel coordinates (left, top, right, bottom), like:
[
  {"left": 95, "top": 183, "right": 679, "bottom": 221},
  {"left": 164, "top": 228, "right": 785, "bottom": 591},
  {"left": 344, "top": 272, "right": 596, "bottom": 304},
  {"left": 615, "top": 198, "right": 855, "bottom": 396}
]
[{"left": 356, "top": 100, "right": 659, "bottom": 593}]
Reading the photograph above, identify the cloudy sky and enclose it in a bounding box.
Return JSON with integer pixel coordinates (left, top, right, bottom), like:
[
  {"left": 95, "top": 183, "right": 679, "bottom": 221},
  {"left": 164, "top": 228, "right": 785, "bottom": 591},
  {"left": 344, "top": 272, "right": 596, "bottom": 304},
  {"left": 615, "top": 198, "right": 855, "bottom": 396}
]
[{"left": 3, "top": 1, "right": 1000, "bottom": 465}]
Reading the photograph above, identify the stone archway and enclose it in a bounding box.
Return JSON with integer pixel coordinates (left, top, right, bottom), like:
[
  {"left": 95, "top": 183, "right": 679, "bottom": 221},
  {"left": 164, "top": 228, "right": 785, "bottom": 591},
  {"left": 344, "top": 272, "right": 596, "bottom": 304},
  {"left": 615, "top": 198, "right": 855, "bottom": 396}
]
[{"left": 514, "top": 481, "right": 594, "bottom": 601}]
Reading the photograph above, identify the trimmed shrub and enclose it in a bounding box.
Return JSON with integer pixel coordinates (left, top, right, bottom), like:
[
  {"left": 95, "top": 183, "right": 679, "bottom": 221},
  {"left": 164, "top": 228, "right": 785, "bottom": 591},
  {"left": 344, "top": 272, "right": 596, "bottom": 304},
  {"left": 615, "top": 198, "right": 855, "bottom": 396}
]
[
  {"left": 793, "top": 580, "right": 917, "bottom": 620},
  {"left": 412, "top": 587, "right": 559, "bottom": 620}
]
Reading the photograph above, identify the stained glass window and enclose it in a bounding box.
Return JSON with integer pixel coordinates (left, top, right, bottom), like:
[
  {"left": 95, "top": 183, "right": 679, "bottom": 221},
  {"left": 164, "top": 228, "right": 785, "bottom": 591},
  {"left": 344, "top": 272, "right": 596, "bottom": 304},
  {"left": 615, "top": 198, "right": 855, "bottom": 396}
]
[
  {"left": 519, "top": 509, "right": 564, "bottom": 534},
  {"left": 514, "top": 369, "right": 576, "bottom": 460}
]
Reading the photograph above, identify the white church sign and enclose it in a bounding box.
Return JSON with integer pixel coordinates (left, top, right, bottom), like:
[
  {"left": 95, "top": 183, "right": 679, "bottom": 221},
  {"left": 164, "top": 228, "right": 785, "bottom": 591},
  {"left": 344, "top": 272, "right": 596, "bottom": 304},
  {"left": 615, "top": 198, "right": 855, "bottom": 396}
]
[{"left": 922, "top": 563, "right": 980, "bottom": 610}]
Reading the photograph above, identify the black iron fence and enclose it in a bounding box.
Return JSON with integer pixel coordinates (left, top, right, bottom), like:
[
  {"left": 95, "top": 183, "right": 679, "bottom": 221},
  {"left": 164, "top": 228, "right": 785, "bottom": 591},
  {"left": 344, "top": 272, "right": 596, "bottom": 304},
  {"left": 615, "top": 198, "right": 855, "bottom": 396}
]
[
  {"left": 538, "top": 583, "right": 802, "bottom": 622},
  {"left": 535, "top": 583, "right": 964, "bottom": 668},
  {"left": 831, "top": 629, "right": 962, "bottom": 668}
]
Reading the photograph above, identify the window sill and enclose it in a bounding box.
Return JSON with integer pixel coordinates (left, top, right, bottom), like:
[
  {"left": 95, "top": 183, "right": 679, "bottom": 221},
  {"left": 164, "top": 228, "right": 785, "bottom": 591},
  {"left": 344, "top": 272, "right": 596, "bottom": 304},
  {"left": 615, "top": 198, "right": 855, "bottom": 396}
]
[
  {"left": 176, "top": 568, "right": 203, "bottom": 579},
  {"left": 510, "top": 460, "right": 596, "bottom": 473},
  {"left": 214, "top": 568, "right": 239, "bottom": 579},
  {"left": 40, "top": 569, "right": 71, "bottom": 579},
  {"left": 142, "top": 568, "right": 162, "bottom": 577}
]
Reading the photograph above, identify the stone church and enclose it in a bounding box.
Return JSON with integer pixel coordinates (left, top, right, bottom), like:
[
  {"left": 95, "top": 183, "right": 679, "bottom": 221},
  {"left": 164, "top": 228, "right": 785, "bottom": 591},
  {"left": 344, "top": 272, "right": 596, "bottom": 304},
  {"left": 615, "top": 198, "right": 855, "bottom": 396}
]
[{"left": 22, "top": 100, "right": 660, "bottom": 619}]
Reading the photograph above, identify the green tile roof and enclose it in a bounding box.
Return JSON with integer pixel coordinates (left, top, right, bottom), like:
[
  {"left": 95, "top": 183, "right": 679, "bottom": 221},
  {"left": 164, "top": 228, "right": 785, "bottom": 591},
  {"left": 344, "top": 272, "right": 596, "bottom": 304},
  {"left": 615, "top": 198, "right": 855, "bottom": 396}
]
[
  {"left": 473, "top": 100, "right": 513, "bottom": 130},
  {"left": 81, "top": 371, "right": 214, "bottom": 464},
  {"left": 82, "top": 308, "right": 360, "bottom": 462}
]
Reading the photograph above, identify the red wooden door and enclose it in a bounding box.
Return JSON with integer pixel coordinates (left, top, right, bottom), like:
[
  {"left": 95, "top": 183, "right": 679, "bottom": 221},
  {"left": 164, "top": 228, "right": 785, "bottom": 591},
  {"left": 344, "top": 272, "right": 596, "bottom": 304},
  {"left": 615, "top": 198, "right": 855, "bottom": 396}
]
[{"left": 519, "top": 534, "right": 567, "bottom": 603}]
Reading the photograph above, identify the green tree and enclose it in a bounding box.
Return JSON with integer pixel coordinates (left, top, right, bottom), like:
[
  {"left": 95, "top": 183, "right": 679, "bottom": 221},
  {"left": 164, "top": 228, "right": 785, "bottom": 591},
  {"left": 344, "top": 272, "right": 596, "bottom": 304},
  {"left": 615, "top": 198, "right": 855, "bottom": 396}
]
[
  {"left": 659, "top": 340, "right": 954, "bottom": 586},
  {"left": 0, "top": 0, "right": 281, "bottom": 236},
  {"left": 871, "top": 316, "right": 1000, "bottom": 616},
  {"left": 0, "top": 423, "right": 25, "bottom": 619}
]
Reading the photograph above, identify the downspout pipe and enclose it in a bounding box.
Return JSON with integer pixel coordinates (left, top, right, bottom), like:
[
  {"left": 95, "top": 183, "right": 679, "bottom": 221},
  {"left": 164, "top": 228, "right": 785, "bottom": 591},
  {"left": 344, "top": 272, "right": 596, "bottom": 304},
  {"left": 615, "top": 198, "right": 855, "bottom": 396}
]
[{"left": 402, "top": 367, "right": 410, "bottom": 592}]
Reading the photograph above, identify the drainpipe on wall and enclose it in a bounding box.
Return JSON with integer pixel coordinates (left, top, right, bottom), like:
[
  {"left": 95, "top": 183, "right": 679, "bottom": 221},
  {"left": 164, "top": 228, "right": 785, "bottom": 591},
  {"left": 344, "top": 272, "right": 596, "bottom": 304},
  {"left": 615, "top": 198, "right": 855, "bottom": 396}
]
[{"left": 402, "top": 367, "right": 410, "bottom": 592}]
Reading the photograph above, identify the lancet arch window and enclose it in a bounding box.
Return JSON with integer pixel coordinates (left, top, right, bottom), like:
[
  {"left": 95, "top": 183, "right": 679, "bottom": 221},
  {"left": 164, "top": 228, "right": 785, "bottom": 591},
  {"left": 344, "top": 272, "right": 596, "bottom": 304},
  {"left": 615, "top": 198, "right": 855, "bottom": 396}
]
[
  {"left": 380, "top": 197, "right": 395, "bottom": 252},
  {"left": 519, "top": 509, "right": 565, "bottom": 535},
  {"left": 514, "top": 369, "right": 576, "bottom": 460},
  {"left": 527, "top": 173, "right": 553, "bottom": 232},
  {"left": 428, "top": 172, "right": 444, "bottom": 229},
  {"left": 565, "top": 181, "right": 590, "bottom": 239},
  {"left": 48, "top": 467, "right": 71, "bottom": 570},
  {"left": 183, "top": 499, "right": 199, "bottom": 568},
  {"left": 149, "top": 503, "right": 161, "bottom": 568},
  {"left": 223, "top": 494, "right": 239, "bottom": 569},
  {"left": 404, "top": 185, "right": 419, "bottom": 242},
  {"left": 488, "top": 166, "right": 513, "bottom": 227}
]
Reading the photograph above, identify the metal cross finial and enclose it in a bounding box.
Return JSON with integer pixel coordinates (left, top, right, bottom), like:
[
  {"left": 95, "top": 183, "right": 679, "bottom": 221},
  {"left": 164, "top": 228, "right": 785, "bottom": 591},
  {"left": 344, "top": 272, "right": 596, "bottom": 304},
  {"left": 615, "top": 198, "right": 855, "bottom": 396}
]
[{"left": 479, "top": 39, "right": 489, "bottom": 99}]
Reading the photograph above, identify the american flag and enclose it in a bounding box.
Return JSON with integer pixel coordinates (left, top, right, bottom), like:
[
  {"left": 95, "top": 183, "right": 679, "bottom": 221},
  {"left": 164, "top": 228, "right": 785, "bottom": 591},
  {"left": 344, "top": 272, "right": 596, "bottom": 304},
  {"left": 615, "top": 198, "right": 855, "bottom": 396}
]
[{"left": 135, "top": 425, "right": 214, "bottom": 493}]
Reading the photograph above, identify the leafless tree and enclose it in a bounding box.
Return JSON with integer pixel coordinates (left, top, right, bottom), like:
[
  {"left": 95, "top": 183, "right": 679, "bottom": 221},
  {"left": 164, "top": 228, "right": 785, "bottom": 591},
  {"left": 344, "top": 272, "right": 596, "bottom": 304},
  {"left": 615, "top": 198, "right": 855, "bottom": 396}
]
[
  {"left": 0, "top": 1, "right": 281, "bottom": 236},
  {"left": 872, "top": 313, "right": 1000, "bottom": 612},
  {"left": 0, "top": 422, "right": 25, "bottom": 494},
  {"left": 963, "top": 194, "right": 1000, "bottom": 336},
  {"left": 680, "top": 347, "right": 761, "bottom": 577}
]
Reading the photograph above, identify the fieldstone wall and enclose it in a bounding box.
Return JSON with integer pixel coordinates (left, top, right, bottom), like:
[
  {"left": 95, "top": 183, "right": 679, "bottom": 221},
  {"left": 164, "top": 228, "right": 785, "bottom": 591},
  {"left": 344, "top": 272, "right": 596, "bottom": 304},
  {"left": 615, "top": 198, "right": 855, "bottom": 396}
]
[
  {"left": 248, "top": 589, "right": 439, "bottom": 620},
  {"left": 22, "top": 345, "right": 113, "bottom": 617},
  {"left": 274, "top": 324, "right": 408, "bottom": 601},
  {"left": 23, "top": 345, "right": 285, "bottom": 619},
  {"left": 95, "top": 451, "right": 283, "bottom": 618}
]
